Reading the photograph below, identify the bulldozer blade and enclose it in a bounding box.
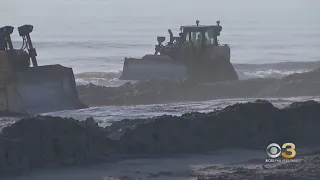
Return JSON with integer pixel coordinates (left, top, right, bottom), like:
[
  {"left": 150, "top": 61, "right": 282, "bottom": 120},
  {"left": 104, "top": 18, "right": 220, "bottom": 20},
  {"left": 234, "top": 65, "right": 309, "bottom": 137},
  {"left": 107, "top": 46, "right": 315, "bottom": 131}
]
[
  {"left": 121, "top": 55, "right": 189, "bottom": 81},
  {"left": 2, "top": 64, "right": 87, "bottom": 114}
]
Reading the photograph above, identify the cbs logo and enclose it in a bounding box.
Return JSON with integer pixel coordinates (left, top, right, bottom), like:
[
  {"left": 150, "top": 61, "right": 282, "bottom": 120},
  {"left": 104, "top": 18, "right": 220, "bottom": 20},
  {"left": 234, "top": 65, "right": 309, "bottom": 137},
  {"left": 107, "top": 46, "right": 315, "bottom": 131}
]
[{"left": 266, "top": 143, "right": 296, "bottom": 159}]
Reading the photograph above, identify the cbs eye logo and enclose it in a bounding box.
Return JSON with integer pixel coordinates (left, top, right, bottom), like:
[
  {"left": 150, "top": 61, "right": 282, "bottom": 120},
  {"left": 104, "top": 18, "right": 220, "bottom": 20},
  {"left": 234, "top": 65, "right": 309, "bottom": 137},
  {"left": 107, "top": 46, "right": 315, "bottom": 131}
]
[{"left": 266, "top": 143, "right": 296, "bottom": 159}]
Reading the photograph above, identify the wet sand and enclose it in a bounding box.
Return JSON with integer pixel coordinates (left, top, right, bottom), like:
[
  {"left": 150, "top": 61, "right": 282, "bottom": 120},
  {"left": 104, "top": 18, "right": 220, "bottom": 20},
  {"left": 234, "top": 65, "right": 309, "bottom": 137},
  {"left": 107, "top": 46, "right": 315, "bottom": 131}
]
[{"left": 3, "top": 149, "right": 319, "bottom": 180}]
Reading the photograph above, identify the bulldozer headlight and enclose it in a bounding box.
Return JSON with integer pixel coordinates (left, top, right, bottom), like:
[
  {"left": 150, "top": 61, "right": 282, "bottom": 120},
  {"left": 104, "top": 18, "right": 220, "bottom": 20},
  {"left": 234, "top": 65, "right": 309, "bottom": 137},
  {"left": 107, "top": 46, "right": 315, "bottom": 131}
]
[
  {"left": 0, "top": 26, "right": 14, "bottom": 34},
  {"left": 157, "top": 36, "right": 165, "bottom": 44},
  {"left": 18, "top": 25, "right": 34, "bottom": 36}
]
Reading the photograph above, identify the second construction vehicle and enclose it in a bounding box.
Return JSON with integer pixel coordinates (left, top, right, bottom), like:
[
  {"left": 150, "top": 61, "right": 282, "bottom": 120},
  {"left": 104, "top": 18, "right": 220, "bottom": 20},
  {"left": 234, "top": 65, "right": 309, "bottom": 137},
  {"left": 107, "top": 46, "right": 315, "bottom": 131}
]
[
  {"left": 0, "top": 25, "right": 86, "bottom": 114},
  {"left": 121, "top": 21, "right": 238, "bottom": 82}
]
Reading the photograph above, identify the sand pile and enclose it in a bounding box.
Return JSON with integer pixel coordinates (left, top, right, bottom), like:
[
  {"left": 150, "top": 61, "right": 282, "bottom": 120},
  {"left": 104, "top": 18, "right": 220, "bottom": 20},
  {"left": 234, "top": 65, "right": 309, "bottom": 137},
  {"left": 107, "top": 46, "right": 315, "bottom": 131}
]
[
  {"left": 0, "top": 117, "right": 112, "bottom": 176},
  {"left": 111, "top": 100, "right": 320, "bottom": 154}
]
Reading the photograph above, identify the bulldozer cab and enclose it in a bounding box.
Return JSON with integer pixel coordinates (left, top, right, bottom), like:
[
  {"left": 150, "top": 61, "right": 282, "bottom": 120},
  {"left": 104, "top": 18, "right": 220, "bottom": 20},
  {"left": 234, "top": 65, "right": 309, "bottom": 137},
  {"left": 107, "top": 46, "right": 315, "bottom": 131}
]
[{"left": 181, "top": 21, "right": 222, "bottom": 51}]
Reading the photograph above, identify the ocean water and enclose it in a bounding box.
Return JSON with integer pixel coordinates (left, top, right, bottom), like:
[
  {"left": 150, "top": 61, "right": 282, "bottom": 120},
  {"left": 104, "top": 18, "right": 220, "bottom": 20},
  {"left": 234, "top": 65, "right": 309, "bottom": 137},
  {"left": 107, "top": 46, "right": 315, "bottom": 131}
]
[{"left": 1, "top": 0, "right": 320, "bottom": 124}]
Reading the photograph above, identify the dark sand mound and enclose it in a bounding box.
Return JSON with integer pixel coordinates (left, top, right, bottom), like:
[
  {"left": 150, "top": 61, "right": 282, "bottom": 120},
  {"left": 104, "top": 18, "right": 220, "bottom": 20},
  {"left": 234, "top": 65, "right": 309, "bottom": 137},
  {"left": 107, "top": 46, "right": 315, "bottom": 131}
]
[
  {"left": 0, "top": 117, "right": 112, "bottom": 176},
  {"left": 77, "top": 68, "right": 320, "bottom": 106},
  {"left": 111, "top": 100, "right": 320, "bottom": 154},
  {"left": 1, "top": 100, "right": 320, "bottom": 176}
]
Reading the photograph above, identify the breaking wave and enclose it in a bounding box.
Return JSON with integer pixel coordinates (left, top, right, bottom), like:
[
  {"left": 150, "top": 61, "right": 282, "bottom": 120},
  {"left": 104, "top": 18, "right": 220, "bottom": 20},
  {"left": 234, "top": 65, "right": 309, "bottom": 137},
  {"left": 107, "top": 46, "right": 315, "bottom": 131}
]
[
  {"left": 75, "top": 71, "right": 122, "bottom": 79},
  {"left": 237, "top": 69, "right": 309, "bottom": 79},
  {"left": 75, "top": 70, "right": 132, "bottom": 87},
  {"left": 234, "top": 61, "right": 320, "bottom": 79}
]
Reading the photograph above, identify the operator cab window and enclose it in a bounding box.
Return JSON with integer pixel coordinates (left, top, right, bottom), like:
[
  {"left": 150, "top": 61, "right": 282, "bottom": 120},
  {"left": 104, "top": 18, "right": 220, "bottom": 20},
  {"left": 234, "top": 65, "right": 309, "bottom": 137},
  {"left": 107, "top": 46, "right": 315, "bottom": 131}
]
[
  {"left": 205, "top": 29, "right": 216, "bottom": 45},
  {"left": 185, "top": 33, "right": 190, "bottom": 42},
  {"left": 190, "top": 31, "right": 202, "bottom": 49},
  {"left": 190, "top": 32, "right": 201, "bottom": 43}
]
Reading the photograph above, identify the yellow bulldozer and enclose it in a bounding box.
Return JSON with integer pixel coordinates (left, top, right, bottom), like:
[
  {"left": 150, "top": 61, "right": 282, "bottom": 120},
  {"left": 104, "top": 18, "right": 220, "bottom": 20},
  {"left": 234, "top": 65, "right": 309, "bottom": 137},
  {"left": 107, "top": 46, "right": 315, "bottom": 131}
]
[
  {"left": 0, "top": 25, "right": 86, "bottom": 115},
  {"left": 121, "top": 21, "right": 238, "bottom": 82}
]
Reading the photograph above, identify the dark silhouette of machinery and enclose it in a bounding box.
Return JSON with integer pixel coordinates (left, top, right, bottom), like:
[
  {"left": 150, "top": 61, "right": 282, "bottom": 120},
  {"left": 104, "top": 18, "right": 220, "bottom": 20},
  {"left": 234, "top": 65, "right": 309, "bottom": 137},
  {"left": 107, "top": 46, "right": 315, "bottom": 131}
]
[{"left": 0, "top": 25, "right": 85, "bottom": 114}]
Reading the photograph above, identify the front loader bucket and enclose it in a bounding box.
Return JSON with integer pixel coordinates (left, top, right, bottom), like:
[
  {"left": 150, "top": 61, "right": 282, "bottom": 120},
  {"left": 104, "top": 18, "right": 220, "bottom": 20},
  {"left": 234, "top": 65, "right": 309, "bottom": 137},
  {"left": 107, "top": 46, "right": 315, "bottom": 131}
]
[
  {"left": 121, "top": 55, "right": 188, "bottom": 81},
  {"left": 2, "top": 64, "right": 87, "bottom": 114}
]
